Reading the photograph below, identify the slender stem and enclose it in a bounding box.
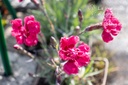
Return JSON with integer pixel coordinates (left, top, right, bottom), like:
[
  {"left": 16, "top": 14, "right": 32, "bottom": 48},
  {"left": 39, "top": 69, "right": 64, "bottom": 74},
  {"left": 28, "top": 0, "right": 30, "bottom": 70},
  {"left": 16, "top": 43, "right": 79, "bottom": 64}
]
[
  {"left": 102, "top": 58, "right": 109, "bottom": 85},
  {"left": 41, "top": 6, "right": 58, "bottom": 40},
  {"left": 65, "top": 0, "right": 71, "bottom": 33},
  {"left": 31, "top": 0, "right": 58, "bottom": 39},
  {"left": 0, "top": 13, "right": 12, "bottom": 76},
  {"left": 51, "top": 58, "right": 57, "bottom": 67},
  {"left": 3, "top": 0, "right": 17, "bottom": 19},
  {"left": 55, "top": 66, "right": 61, "bottom": 85},
  {"left": 94, "top": 58, "right": 109, "bottom": 85},
  {"left": 14, "top": 44, "right": 35, "bottom": 59},
  {"left": 79, "top": 21, "right": 82, "bottom": 28}
]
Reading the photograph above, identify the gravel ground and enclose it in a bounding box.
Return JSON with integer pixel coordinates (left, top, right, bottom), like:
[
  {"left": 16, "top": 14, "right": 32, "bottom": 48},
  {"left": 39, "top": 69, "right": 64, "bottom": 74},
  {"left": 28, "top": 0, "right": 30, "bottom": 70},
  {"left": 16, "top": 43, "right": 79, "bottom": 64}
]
[
  {"left": 0, "top": 52, "right": 37, "bottom": 85},
  {"left": 102, "top": 0, "right": 128, "bottom": 85}
]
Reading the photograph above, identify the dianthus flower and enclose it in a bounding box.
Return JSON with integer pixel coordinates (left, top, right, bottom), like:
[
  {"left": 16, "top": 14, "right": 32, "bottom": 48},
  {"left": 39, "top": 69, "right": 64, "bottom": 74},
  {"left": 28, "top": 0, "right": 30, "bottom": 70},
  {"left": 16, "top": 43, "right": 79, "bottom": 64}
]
[
  {"left": 11, "top": 15, "right": 40, "bottom": 46},
  {"left": 59, "top": 36, "right": 90, "bottom": 75},
  {"left": 102, "top": 8, "right": 122, "bottom": 43}
]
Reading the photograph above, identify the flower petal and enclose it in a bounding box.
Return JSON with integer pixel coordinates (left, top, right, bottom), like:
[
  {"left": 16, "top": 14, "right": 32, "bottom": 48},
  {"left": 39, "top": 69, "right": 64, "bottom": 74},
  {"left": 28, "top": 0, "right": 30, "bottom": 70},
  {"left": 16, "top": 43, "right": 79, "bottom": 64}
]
[
  {"left": 24, "top": 15, "right": 35, "bottom": 24},
  {"left": 11, "top": 30, "right": 21, "bottom": 37},
  {"left": 76, "top": 55, "right": 90, "bottom": 67},
  {"left": 102, "top": 31, "right": 113, "bottom": 43},
  {"left": 78, "top": 43, "right": 90, "bottom": 52},
  {"left": 11, "top": 19, "right": 22, "bottom": 30},
  {"left": 25, "top": 34, "right": 38, "bottom": 46},
  {"left": 68, "top": 36, "right": 79, "bottom": 48},
  {"left": 63, "top": 60, "right": 78, "bottom": 75},
  {"left": 27, "top": 21, "right": 40, "bottom": 34},
  {"left": 59, "top": 50, "right": 69, "bottom": 60},
  {"left": 60, "top": 36, "right": 79, "bottom": 50},
  {"left": 16, "top": 35, "right": 23, "bottom": 44}
]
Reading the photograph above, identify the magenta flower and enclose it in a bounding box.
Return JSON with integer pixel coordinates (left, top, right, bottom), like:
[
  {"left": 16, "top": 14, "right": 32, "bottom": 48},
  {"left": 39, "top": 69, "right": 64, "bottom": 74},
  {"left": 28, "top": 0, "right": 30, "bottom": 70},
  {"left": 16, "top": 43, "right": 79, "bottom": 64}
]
[
  {"left": 18, "top": 0, "right": 23, "bottom": 2},
  {"left": 59, "top": 36, "right": 90, "bottom": 75},
  {"left": 11, "top": 15, "right": 40, "bottom": 46},
  {"left": 102, "top": 8, "right": 122, "bottom": 43}
]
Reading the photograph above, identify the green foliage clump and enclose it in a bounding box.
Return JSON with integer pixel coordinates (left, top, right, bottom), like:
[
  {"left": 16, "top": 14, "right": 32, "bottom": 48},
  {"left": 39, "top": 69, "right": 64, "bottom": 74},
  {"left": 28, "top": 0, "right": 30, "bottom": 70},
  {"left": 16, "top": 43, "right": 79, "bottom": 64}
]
[{"left": 31, "top": 0, "right": 100, "bottom": 43}]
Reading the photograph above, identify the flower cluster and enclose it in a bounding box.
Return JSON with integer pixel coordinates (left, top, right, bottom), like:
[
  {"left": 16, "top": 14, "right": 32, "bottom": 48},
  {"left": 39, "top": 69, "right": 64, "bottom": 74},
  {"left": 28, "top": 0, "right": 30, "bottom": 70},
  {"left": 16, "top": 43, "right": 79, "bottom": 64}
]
[
  {"left": 10, "top": 8, "right": 122, "bottom": 77},
  {"left": 11, "top": 15, "right": 40, "bottom": 46},
  {"left": 102, "top": 8, "right": 122, "bottom": 43},
  {"left": 59, "top": 36, "right": 90, "bottom": 75}
]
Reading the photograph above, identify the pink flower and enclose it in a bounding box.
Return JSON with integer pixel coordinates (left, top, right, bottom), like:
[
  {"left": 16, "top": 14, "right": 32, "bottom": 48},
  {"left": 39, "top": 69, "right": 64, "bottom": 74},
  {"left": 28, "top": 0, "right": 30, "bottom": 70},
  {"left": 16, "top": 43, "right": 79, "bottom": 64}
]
[
  {"left": 11, "top": 15, "right": 40, "bottom": 46},
  {"left": 60, "top": 36, "right": 79, "bottom": 50},
  {"left": 102, "top": 8, "right": 122, "bottom": 43},
  {"left": 59, "top": 36, "right": 90, "bottom": 75},
  {"left": 63, "top": 60, "right": 78, "bottom": 75}
]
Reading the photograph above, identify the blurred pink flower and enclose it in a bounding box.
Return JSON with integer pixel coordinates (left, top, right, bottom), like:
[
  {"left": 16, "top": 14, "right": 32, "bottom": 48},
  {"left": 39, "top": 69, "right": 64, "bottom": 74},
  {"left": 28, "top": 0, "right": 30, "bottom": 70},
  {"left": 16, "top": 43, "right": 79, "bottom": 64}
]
[
  {"left": 18, "top": 0, "right": 23, "bottom": 2},
  {"left": 102, "top": 8, "right": 122, "bottom": 43},
  {"left": 59, "top": 36, "right": 90, "bottom": 75},
  {"left": 11, "top": 15, "right": 40, "bottom": 46}
]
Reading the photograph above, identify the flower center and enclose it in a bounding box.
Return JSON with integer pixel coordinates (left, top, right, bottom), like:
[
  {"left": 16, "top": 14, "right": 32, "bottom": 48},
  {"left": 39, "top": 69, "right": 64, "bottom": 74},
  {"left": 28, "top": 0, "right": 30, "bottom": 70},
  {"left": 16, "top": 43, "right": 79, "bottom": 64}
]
[{"left": 66, "top": 48, "right": 78, "bottom": 60}]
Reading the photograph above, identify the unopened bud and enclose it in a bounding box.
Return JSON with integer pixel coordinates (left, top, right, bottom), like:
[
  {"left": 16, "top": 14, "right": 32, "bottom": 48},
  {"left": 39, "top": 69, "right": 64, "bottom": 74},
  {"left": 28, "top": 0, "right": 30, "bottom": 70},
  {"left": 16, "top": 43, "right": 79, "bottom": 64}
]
[
  {"left": 13, "top": 44, "right": 21, "bottom": 50},
  {"left": 75, "top": 26, "right": 80, "bottom": 35},
  {"left": 85, "top": 23, "right": 102, "bottom": 31},
  {"left": 78, "top": 9, "right": 83, "bottom": 22},
  {"left": 14, "top": 44, "right": 35, "bottom": 59},
  {"left": 50, "top": 36, "right": 58, "bottom": 49}
]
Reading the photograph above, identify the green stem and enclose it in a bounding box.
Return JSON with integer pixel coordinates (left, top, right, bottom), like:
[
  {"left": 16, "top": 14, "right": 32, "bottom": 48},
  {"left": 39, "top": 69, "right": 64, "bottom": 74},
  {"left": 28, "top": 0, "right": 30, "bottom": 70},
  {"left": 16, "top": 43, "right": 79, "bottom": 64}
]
[
  {"left": 0, "top": 13, "right": 12, "bottom": 76},
  {"left": 65, "top": 0, "right": 71, "bottom": 33},
  {"left": 3, "top": 0, "right": 17, "bottom": 19}
]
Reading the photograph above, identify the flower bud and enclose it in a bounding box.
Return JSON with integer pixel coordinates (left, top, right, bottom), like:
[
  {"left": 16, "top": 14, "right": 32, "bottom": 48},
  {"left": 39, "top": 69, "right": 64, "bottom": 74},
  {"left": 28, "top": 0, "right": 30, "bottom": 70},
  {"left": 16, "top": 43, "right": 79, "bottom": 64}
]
[
  {"left": 78, "top": 9, "right": 83, "bottom": 22},
  {"left": 75, "top": 26, "right": 80, "bottom": 35},
  {"left": 85, "top": 23, "right": 102, "bottom": 31},
  {"left": 13, "top": 44, "right": 21, "bottom": 50}
]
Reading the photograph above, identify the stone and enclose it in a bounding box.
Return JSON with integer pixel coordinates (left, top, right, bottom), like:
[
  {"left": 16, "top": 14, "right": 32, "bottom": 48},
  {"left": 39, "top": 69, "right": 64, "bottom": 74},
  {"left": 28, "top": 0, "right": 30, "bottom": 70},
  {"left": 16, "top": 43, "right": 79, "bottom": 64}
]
[{"left": 0, "top": 52, "right": 37, "bottom": 85}]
